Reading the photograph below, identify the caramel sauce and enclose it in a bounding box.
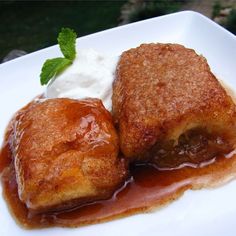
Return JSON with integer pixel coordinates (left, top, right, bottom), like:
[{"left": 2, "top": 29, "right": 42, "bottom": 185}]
[{"left": 1, "top": 136, "right": 236, "bottom": 229}]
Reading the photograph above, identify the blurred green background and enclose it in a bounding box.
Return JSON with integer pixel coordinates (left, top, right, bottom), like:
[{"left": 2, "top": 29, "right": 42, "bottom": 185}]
[
  {"left": 0, "top": 0, "right": 125, "bottom": 61},
  {"left": 1, "top": 0, "right": 236, "bottom": 62}
]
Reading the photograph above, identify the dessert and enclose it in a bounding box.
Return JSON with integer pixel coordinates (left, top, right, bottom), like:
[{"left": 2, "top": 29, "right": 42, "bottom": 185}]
[
  {"left": 9, "top": 98, "right": 126, "bottom": 212},
  {"left": 1, "top": 28, "right": 236, "bottom": 229},
  {"left": 112, "top": 43, "right": 236, "bottom": 168}
]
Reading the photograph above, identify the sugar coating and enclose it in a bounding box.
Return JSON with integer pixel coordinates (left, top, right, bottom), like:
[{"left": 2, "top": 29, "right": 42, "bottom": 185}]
[{"left": 112, "top": 43, "right": 236, "bottom": 160}]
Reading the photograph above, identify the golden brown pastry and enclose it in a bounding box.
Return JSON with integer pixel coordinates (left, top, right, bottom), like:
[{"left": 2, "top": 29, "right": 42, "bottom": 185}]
[
  {"left": 112, "top": 43, "right": 236, "bottom": 168},
  {"left": 12, "top": 98, "right": 126, "bottom": 212}
]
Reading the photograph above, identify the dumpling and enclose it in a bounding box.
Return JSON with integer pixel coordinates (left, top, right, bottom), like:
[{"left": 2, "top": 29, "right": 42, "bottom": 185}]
[
  {"left": 13, "top": 98, "right": 126, "bottom": 212},
  {"left": 112, "top": 43, "right": 236, "bottom": 168}
]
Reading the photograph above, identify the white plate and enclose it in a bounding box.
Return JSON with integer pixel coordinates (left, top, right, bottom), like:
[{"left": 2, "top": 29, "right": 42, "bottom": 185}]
[{"left": 1, "top": 11, "right": 236, "bottom": 236}]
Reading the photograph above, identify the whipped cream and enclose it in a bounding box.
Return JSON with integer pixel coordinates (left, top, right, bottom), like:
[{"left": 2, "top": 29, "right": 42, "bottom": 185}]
[{"left": 46, "top": 48, "right": 119, "bottom": 110}]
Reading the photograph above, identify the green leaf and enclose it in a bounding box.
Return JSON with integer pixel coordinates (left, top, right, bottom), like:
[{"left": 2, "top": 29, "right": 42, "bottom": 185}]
[
  {"left": 39, "top": 28, "right": 77, "bottom": 86},
  {"left": 57, "top": 28, "right": 77, "bottom": 60},
  {"left": 40, "top": 57, "right": 72, "bottom": 85}
]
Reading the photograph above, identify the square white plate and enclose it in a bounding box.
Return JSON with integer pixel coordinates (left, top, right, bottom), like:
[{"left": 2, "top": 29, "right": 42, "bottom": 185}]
[{"left": 1, "top": 11, "right": 236, "bottom": 236}]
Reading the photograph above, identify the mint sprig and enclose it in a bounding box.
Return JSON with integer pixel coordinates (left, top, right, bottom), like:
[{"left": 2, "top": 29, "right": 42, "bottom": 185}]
[{"left": 40, "top": 28, "right": 77, "bottom": 85}]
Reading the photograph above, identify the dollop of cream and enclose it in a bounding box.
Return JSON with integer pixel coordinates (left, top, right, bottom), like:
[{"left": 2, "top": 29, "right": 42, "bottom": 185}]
[{"left": 46, "top": 48, "right": 119, "bottom": 110}]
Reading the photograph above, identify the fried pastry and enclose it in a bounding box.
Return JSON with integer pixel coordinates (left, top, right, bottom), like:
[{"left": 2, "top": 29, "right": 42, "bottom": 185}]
[
  {"left": 12, "top": 98, "right": 126, "bottom": 212},
  {"left": 112, "top": 43, "right": 236, "bottom": 167}
]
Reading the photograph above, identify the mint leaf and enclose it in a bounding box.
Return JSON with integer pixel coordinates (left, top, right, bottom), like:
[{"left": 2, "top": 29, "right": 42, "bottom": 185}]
[
  {"left": 40, "top": 57, "right": 71, "bottom": 85},
  {"left": 57, "top": 28, "right": 77, "bottom": 60},
  {"left": 40, "top": 28, "right": 77, "bottom": 85}
]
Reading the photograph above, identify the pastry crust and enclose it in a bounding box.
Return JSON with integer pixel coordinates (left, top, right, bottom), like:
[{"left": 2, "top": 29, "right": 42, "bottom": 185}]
[
  {"left": 13, "top": 98, "right": 126, "bottom": 212},
  {"left": 112, "top": 43, "right": 236, "bottom": 163}
]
